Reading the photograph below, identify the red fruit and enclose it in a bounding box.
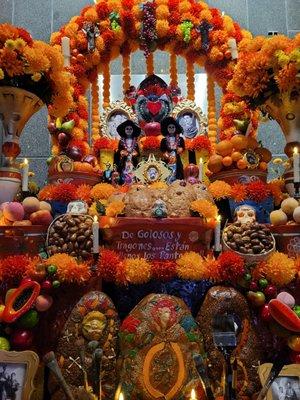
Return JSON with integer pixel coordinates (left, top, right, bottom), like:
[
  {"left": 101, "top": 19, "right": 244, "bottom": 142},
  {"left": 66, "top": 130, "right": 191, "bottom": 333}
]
[
  {"left": 260, "top": 304, "right": 273, "bottom": 322},
  {"left": 66, "top": 146, "right": 83, "bottom": 161},
  {"left": 264, "top": 285, "right": 278, "bottom": 298},
  {"left": 57, "top": 132, "right": 70, "bottom": 147},
  {"left": 3, "top": 202, "right": 24, "bottom": 222},
  {"left": 76, "top": 53, "right": 85, "bottom": 63},
  {"left": 83, "top": 155, "right": 97, "bottom": 167},
  {"left": 30, "top": 210, "right": 53, "bottom": 226},
  {"left": 10, "top": 329, "right": 33, "bottom": 350},
  {"left": 20, "top": 277, "right": 32, "bottom": 286},
  {"left": 144, "top": 122, "right": 161, "bottom": 136},
  {"left": 269, "top": 299, "right": 300, "bottom": 333},
  {"left": 48, "top": 122, "right": 57, "bottom": 134},
  {"left": 289, "top": 351, "right": 300, "bottom": 364},
  {"left": 41, "top": 280, "right": 52, "bottom": 292},
  {"left": 249, "top": 281, "right": 258, "bottom": 291}
]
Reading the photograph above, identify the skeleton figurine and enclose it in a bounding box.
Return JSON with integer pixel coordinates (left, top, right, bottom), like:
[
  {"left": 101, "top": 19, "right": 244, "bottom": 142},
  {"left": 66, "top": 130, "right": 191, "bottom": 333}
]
[
  {"left": 152, "top": 199, "right": 168, "bottom": 219},
  {"left": 234, "top": 205, "right": 256, "bottom": 225},
  {"left": 82, "top": 22, "right": 100, "bottom": 52}
]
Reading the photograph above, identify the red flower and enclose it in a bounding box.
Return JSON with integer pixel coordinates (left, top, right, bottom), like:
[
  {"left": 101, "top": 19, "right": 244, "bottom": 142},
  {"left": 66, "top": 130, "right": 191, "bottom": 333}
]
[
  {"left": 52, "top": 182, "right": 77, "bottom": 202},
  {"left": 0, "top": 255, "right": 31, "bottom": 282},
  {"left": 121, "top": 316, "right": 141, "bottom": 333},
  {"left": 142, "top": 136, "right": 161, "bottom": 150},
  {"left": 218, "top": 251, "right": 245, "bottom": 282},
  {"left": 77, "top": 105, "right": 89, "bottom": 120},
  {"left": 72, "top": 63, "right": 86, "bottom": 78},
  {"left": 246, "top": 180, "right": 271, "bottom": 203},
  {"left": 152, "top": 261, "right": 176, "bottom": 282},
  {"left": 17, "top": 27, "right": 33, "bottom": 46},
  {"left": 95, "top": 2, "right": 110, "bottom": 19},
  {"left": 190, "top": 136, "right": 212, "bottom": 152},
  {"left": 97, "top": 249, "right": 121, "bottom": 281},
  {"left": 73, "top": 83, "right": 85, "bottom": 100}
]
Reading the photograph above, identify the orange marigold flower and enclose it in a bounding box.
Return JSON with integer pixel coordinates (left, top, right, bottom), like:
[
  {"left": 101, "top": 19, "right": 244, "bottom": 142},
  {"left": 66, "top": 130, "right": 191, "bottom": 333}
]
[
  {"left": 91, "top": 183, "right": 116, "bottom": 200},
  {"left": 0, "top": 48, "right": 23, "bottom": 77},
  {"left": 230, "top": 183, "right": 247, "bottom": 202},
  {"left": 190, "top": 199, "right": 218, "bottom": 220},
  {"left": 38, "top": 184, "right": 56, "bottom": 201},
  {"left": 45, "top": 254, "right": 91, "bottom": 283},
  {"left": 259, "top": 252, "right": 296, "bottom": 286},
  {"left": 209, "top": 180, "right": 232, "bottom": 200},
  {"left": 76, "top": 184, "right": 92, "bottom": 204}
]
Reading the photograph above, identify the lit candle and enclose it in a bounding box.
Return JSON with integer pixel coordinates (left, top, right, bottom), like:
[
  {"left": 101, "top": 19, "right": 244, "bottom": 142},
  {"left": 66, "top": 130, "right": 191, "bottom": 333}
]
[
  {"left": 293, "top": 147, "right": 300, "bottom": 183},
  {"left": 227, "top": 38, "right": 238, "bottom": 60},
  {"left": 214, "top": 215, "right": 222, "bottom": 252},
  {"left": 119, "top": 393, "right": 124, "bottom": 400},
  {"left": 92, "top": 215, "right": 99, "bottom": 254},
  {"left": 191, "top": 389, "right": 197, "bottom": 400},
  {"left": 199, "top": 157, "right": 204, "bottom": 181},
  {"left": 22, "top": 158, "right": 29, "bottom": 192},
  {"left": 61, "top": 36, "right": 71, "bottom": 67}
]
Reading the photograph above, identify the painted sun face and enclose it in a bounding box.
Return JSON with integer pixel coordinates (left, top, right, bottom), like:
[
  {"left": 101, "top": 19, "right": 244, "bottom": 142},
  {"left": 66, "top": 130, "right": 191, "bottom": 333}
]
[{"left": 82, "top": 311, "right": 107, "bottom": 341}]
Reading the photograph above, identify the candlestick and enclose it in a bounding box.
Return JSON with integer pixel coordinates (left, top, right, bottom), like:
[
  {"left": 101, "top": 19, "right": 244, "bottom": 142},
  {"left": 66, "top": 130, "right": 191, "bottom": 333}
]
[
  {"left": 92, "top": 215, "right": 99, "bottom": 254},
  {"left": 22, "top": 158, "right": 29, "bottom": 192},
  {"left": 293, "top": 147, "right": 300, "bottom": 183},
  {"left": 191, "top": 389, "right": 197, "bottom": 400},
  {"left": 199, "top": 157, "right": 204, "bottom": 181},
  {"left": 227, "top": 38, "right": 238, "bottom": 60},
  {"left": 214, "top": 215, "right": 222, "bottom": 252},
  {"left": 61, "top": 36, "right": 71, "bottom": 67}
]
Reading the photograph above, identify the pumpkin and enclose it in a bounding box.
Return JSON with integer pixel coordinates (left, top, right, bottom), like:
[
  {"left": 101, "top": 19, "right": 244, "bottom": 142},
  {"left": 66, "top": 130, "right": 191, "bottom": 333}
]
[{"left": 207, "top": 155, "right": 223, "bottom": 173}]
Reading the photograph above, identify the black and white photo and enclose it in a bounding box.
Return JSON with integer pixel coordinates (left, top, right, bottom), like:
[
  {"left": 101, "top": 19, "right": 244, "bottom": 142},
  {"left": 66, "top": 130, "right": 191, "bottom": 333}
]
[
  {"left": 177, "top": 112, "right": 199, "bottom": 139},
  {"left": 0, "top": 363, "right": 26, "bottom": 400},
  {"left": 271, "top": 376, "right": 300, "bottom": 400}
]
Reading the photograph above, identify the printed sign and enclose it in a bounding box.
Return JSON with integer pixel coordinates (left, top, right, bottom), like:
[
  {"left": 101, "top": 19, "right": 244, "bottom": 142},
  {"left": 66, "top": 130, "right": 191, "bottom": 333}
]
[{"left": 101, "top": 218, "right": 212, "bottom": 260}]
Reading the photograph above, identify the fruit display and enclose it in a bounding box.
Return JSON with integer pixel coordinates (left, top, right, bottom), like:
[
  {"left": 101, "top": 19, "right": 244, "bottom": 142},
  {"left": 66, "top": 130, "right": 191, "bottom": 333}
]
[
  {"left": 207, "top": 135, "right": 271, "bottom": 174},
  {"left": 270, "top": 197, "right": 300, "bottom": 226},
  {"left": 223, "top": 221, "right": 275, "bottom": 257},
  {"left": 0, "top": 198, "right": 52, "bottom": 226},
  {"left": 47, "top": 214, "right": 93, "bottom": 260}
]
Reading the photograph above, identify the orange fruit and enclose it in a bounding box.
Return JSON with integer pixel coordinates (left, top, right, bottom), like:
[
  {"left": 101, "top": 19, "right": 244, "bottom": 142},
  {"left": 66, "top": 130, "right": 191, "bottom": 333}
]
[
  {"left": 247, "top": 137, "right": 259, "bottom": 150},
  {"left": 222, "top": 156, "right": 233, "bottom": 167},
  {"left": 255, "top": 147, "right": 272, "bottom": 163},
  {"left": 207, "top": 154, "right": 223, "bottom": 173},
  {"left": 215, "top": 140, "right": 233, "bottom": 157},
  {"left": 259, "top": 161, "right": 268, "bottom": 171},
  {"left": 231, "top": 151, "right": 243, "bottom": 162},
  {"left": 231, "top": 135, "right": 248, "bottom": 151},
  {"left": 237, "top": 159, "right": 247, "bottom": 170},
  {"left": 73, "top": 162, "right": 94, "bottom": 172}
]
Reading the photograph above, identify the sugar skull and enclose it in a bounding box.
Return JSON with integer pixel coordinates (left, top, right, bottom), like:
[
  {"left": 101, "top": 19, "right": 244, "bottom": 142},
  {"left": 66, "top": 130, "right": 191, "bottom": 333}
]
[{"left": 235, "top": 205, "right": 256, "bottom": 225}]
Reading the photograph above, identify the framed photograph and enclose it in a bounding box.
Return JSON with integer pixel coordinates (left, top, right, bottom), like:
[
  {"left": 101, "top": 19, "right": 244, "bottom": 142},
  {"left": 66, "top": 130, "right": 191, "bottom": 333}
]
[
  {"left": 172, "top": 99, "right": 208, "bottom": 139},
  {"left": 100, "top": 101, "right": 137, "bottom": 139},
  {"left": 0, "top": 350, "right": 39, "bottom": 400},
  {"left": 258, "top": 363, "right": 300, "bottom": 400}
]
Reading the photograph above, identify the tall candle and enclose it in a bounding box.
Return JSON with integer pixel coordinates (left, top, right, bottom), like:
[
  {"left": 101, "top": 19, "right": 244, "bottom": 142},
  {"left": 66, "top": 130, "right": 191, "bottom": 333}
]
[
  {"left": 119, "top": 393, "right": 124, "bottom": 400},
  {"left": 92, "top": 215, "right": 99, "bottom": 254},
  {"left": 228, "top": 38, "right": 238, "bottom": 60},
  {"left": 293, "top": 147, "right": 300, "bottom": 183},
  {"left": 22, "top": 158, "right": 29, "bottom": 191},
  {"left": 190, "top": 389, "right": 197, "bottom": 400},
  {"left": 199, "top": 157, "right": 204, "bottom": 181},
  {"left": 214, "top": 215, "right": 222, "bottom": 252},
  {"left": 61, "top": 36, "right": 71, "bottom": 67}
]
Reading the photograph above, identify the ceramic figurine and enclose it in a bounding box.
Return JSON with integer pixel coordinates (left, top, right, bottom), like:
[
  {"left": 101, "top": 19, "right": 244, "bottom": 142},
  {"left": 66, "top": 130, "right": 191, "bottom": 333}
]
[
  {"left": 152, "top": 199, "right": 168, "bottom": 218},
  {"left": 234, "top": 204, "right": 256, "bottom": 225},
  {"left": 114, "top": 120, "right": 141, "bottom": 184},
  {"left": 160, "top": 116, "right": 185, "bottom": 181}
]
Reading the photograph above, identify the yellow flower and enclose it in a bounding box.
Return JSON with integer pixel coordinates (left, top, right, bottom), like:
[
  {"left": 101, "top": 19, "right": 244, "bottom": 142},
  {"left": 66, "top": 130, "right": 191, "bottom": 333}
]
[
  {"left": 5, "top": 39, "right": 15, "bottom": 50},
  {"left": 15, "top": 38, "right": 26, "bottom": 49},
  {"left": 91, "top": 183, "right": 116, "bottom": 200},
  {"left": 31, "top": 72, "right": 42, "bottom": 82},
  {"left": 176, "top": 252, "right": 206, "bottom": 280},
  {"left": 124, "top": 258, "right": 152, "bottom": 284},
  {"left": 190, "top": 199, "right": 218, "bottom": 219},
  {"left": 106, "top": 201, "right": 125, "bottom": 217},
  {"left": 0, "top": 68, "right": 4, "bottom": 80},
  {"left": 258, "top": 252, "right": 296, "bottom": 286},
  {"left": 209, "top": 180, "right": 232, "bottom": 200}
]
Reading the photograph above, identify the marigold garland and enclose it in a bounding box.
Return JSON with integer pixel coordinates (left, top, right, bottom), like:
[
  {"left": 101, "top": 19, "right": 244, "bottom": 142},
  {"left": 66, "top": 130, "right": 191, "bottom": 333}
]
[
  {"left": 91, "top": 79, "right": 100, "bottom": 141},
  {"left": 176, "top": 252, "right": 206, "bottom": 280},
  {"left": 102, "top": 62, "right": 110, "bottom": 108},
  {"left": 124, "top": 257, "right": 152, "bottom": 284},
  {"left": 122, "top": 52, "right": 131, "bottom": 99},
  {"left": 45, "top": 254, "right": 91, "bottom": 283},
  {"left": 209, "top": 180, "right": 231, "bottom": 200},
  {"left": 170, "top": 52, "right": 178, "bottom": 86},
  {"left": 207, "top": 75, "right": 217, "bottom": 148},
  {"left": 186, "top": 58, "right": 195, "bottom": 101}
]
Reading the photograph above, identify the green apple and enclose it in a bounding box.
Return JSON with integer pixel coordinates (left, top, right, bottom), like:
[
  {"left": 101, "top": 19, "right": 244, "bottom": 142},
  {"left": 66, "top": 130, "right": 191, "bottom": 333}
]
[
  {"left": 259, "top": 278, "right": 268, "bottom": 289},
  {"left": 18, "top": 310, "right": 39, "bottom": 329},
  {"left": 293, "top": 305, "right": 300, "bottom": 318}
]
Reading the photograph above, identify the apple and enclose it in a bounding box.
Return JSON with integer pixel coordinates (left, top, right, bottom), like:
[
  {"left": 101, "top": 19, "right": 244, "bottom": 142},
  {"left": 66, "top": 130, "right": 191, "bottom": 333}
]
[
  {"left": 3, "top": 202, "right": 24, "bottom": 222},
  {"left": 10, "top": 329, "right": 33, "bottom": 350},
  {"left": 247, "top": 291, "right": 266, "bottom": 307},
  {"left": 144, "top": 122, "right": 161, "bottom": 136},
  {"left": 30, "top": 210, "right": 53, "bottom": 226},
  {"left": 22, "top": 197, "right": 40, "bottom": 214}
]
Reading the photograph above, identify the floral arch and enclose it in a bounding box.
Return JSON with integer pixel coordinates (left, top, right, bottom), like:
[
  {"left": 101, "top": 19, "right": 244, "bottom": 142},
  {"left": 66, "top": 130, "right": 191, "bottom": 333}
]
[{"left": 49, "top": 0, "right": 258, "bottom": 160}]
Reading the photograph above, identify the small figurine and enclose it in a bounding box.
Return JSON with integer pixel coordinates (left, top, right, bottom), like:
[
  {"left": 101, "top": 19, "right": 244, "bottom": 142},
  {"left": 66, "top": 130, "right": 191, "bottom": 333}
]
[
  {"left": 160, "top": 116, "right": 185, "bottom": 181},
  {"left": 152, "top": 199, "right": 168, "bottom": 219},
  {"left": 103, "top": 162, "right": 113, "bottom": 183},
  {"left": 114, "top": 120, "right": 141, "bottom": 184}
]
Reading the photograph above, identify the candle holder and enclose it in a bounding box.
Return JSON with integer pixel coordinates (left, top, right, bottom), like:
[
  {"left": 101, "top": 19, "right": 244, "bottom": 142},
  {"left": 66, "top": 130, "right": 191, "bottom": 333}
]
[{"left": 213, "top": 247, "right": 222, "bottom": 258}]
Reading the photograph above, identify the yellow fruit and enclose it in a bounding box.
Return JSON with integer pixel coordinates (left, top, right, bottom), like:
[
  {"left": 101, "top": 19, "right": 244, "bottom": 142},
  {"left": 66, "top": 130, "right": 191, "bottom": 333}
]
[
  {"left": 231, "top": 135, "right": 248, "bottom": 151},
  {"left": 281, "top": 197, "right": 299, "bottom": 216},
  {"left": 231, "top": 151, "right": 243, "bottom": 162},
  {"left": 270, "top": 209, "right": 288, "bottom": 226},
  {"left": 207, "top": 155, "right": 223, "bottom": 173},
  {"left": 215, "top": 140, "right": 233, "bottom": 157},
  {"left": 287, "top": 336, "right": 300, "bottom": 352}
]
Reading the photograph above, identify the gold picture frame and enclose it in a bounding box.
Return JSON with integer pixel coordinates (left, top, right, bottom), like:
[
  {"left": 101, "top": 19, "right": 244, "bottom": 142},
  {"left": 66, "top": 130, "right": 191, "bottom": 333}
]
[
  {"left": 172, "top": 99, "right": 208, "bottom": 139},
  {"left": 100, "top": 100, "right": 137, "bottom": 139},
  {"left": 258, "top": 363, "right": 300, "bottom": 400},
  {"left": 0, "top": 350, "right": 39, "bottom": 400},
  {"left": 134, "top": 154, "right": 171, "bottom": 184}
]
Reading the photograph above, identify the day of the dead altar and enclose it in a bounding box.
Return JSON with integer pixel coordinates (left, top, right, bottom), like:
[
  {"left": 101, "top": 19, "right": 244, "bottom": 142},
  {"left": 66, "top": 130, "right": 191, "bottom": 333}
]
[{"left": 0, "top": 1, "right": 300, "bottom": 400}]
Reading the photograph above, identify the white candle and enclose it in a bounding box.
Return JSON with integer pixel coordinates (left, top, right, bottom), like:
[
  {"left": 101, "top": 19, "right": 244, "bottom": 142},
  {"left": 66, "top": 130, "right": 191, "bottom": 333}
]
[
  {"left": 214, "top": 215, "right": 222, "bottom": 252},
  {"left": 199, "top": 158, "right": 204, "bottom": 181},
  {"left": 22, "top": 158, "right": 29, "bottom": 191},
  {"left": 119, "top": 393, "right": 124, "bottom": 400},
  {"left": 228, "top": 38, "right": 238, "bottom": 60},
  {"left": 92, "top": 215, "right": 99, "bottom": 254},
  {"left": 191, "top": 389, "right": 197, "bottom": 400},
  {"left": 61, "top": 36, "right": 71, "bottom": 67},
  {"left": 293, "top": 147, "right": 300, "bottom": 183}
]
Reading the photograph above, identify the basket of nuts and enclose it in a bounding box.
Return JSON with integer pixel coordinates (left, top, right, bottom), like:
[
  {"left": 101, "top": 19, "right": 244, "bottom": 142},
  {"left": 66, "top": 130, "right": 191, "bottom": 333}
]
[
  {"left": 222, "top": 221, "right": 275, "bottom": 263},
  {"left": 46, "top": 213, "right": 93, "bottom": 261}
]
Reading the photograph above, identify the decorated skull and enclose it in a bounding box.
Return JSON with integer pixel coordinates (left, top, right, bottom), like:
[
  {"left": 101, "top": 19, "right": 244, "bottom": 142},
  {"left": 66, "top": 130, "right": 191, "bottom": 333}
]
[{"left": 235, "top": 205, "right": 256, "bottom": 225}]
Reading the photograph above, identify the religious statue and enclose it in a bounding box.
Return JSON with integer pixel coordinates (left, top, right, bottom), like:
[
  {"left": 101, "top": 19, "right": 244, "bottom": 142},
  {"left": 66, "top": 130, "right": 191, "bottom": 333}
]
[
  {"left": 160, "top": 116, "right": 185, "bottom": 181},
  {"left": 114, "top": 120, "right": 141, "bottom": 184}
]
